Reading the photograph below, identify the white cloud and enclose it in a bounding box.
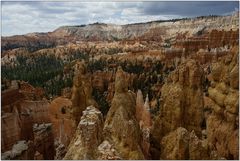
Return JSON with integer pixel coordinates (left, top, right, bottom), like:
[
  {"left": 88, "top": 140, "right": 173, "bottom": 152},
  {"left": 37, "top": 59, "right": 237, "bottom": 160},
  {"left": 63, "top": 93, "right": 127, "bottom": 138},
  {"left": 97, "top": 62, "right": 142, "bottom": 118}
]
[{"left": 1, "top": 1, "right": 237, "bottom": 36}]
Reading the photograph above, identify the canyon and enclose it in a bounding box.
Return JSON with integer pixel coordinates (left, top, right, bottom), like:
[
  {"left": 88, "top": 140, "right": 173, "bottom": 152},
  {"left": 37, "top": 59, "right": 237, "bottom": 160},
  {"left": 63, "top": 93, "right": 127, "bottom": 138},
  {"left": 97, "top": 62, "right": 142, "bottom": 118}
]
[{"left": 1, "top": 11, "right": 239, "bottom": 160}]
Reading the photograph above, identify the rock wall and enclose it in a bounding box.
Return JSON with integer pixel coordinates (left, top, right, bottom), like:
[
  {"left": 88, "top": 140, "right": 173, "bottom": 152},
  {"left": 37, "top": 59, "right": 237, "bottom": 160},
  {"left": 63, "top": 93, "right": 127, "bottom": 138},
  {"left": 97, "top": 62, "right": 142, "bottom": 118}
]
[
  {"left": 71, "top": 61, "right": 98, "bottom": 126},
  {"left": 205, "top": 47, "right": 239, "bottom": 159},
  {"left": 160, "top": 127, "right": 209, "bottom": 160},
  {"left": 19, "top": 100, "right": 50, "bottom": 124},
  {"left": 49, "top": 97, "right": 75, "bottom": 147},
  {"left": 33, "top": 123, "right": 55, "bottom": 160},
  {"left": 104, "top": 67, "right": 144, "bottom": 159},
  {"left": 152, "top": 59, "right": 204, "bottom": 143},
  {"left": 64, "top": 106, "right": 104, "bottom": 159},
  {"left": 1, "top": 111, "right": 21, "bottom": 152},
  {"left": 135, "top": 90, "right": 152, "bottom": 159},
  {"left": 1, "top": 140, "right": 35, "bottom": 160}
]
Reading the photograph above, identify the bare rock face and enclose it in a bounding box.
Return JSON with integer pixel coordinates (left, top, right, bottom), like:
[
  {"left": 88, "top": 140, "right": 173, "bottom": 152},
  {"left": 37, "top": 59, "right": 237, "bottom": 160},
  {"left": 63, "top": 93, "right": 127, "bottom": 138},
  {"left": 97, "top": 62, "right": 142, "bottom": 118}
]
[
  {"left": 160, "top": 127, "right": 190, "bottom": 160},
  {"left": 160, "top": 127, "right": 210, "bottom": 160},
  {"left": 136, "top": 90, "right": 144, "bottom": 122},
  {"left": 33, "top": 123, "right": 55, "bottom": 160},
  {"left": 97, "top": 140, "right": 121, "bottom": 160},
  {"left": 152, "top": 59, "right": 204, "bottom": 144},
  {"left": 19, "top": 100, "right": 50, "bottom": 124},
  {"left": 160, "top": 127, "right": 209, "bottom": 160},
  {"left": 205, "top": 47, "right": 239, "bottom": 160},
  {"left": 189, "top": 130, "right": 209, "bottom": 160},
  {"left": 135, "top": 90, "right": 152, "bottom": 159},
  {"left": 54, "top": 140, "right": 67, "bottom": 160},
  {"left": 1, "top": 140, "right": 34, "bottom": 160},
  {"left": 71, "top": 61, "right": 98, "bottom": 126},
  {"left": 49, "top": 97, "right": 75, "bottom": 147},
  {"left": 104, "top": 67, "right": 145, "bottom": 159},
  {"left": 64, "top": 106, "right": 104, "bottom": 160},
  {"left": 1, "top": 110, "right": 22, "bottom": 152}
]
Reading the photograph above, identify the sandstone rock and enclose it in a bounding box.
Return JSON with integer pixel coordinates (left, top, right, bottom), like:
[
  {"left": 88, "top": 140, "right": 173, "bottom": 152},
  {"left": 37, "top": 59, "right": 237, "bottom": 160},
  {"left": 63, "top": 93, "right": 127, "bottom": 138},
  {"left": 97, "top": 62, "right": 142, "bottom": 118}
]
[
  {"left": 160, "top": 127, "right": 190, "bottom": 160},
  {"left": 71, "top": 61, "right": 98, "bottom": 126},
  {"left": 229, "top": 64, "right": 239, "bottom": 89},
  {"left": 54, "top": 140, "right": 66, "bottom": 160},
  {"left": 34, "top": 151, "right": 44, "bottom": 160},
  {"left": 33, "top": 123, "right": 55, "bottom": 159},
  {"left": 1, "top": 140, "right": 34, "bottom": 160},
  {"left": 136, "top": 90, "right": 144, "bottom": 122},
  {"left": 206, "top": 49, "right": 239, "bottom": 159},
  {"left": 152, "top": 59, "right": 204, "bottom": 144},
  {"left": 104, "top": 67, "right": 144, "bottom": 159},
  {"left": 49, "top": 97, "right": 75, "bottom": 147},
  {"left": 19, "top": 100, "right": 50, "bottom": 124},
  {"left": 135, "top": 90, "right": 152, "bottom": 159},
  {"left": 97, "top": 140, "right": 121, "bottom": 160},
  {"left": 189, "top": 131, "right": 209, "bottom": 159},
  {"left": 1, "top": 112, "right": 21, "bottom": 152},
  {"left": 64, "top": 106, "right": 104, "bottom": 160}
]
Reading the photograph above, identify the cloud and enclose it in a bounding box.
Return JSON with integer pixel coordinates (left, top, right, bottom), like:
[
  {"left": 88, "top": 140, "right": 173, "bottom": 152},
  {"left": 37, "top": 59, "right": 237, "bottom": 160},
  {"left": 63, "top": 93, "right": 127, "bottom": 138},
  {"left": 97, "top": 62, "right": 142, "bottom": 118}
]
[
  {"left": 142, "top": 1, "right": 239, "bottom": 16},
  {"left": 1, "top": 1, "right": 238, "bottom": 36}
]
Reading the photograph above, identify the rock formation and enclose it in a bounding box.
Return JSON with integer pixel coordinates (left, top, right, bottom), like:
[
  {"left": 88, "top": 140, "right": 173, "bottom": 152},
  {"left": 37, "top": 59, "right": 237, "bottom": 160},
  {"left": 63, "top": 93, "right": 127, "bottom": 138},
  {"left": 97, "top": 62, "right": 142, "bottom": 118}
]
[
  {"left": 205, "top": 47, "right": 239, "bottom": 159},
  {"left": 64, "top": 106, "right": 104, "bottom": 159},
  {"left": 33, "top": 123, "right": 55, "bottom": 160},
  {"left": 1, "top": 140, "right": 35, "bottom": 160},
  {"left": 160, "top": 127, "right": 190, "bottom": 160},
  {"left": 49, "top": 97, "right": 75, "bottom": 147},
  {"left": 1, "top": 109, "right": 22, "bottom": 152},
  {"left": 135, "top": 90, "right": 152, "bottom": 159},
  {"left": 136, "top": 90, "right": 144, "bottom": 122},
  {"left": 152, "top": 59, "right": 204, "bottom": 143},
  {"left": 54, "top": 140, "right": 67, "bottom": 160},
  {"left": 104, "top": 67, "right": 145, "bottom": 159},
  {"left": 2, "top": 12, "right": 238, "bottom": 51},
  {"left": 189, "top": 130, "right": 209, "bottom": 160},
  {"left": 71, "top": 61, "right": 98, "bottom": 126},
  {"left": 160, "top": 127, "right": 209, "bottom": 160}
]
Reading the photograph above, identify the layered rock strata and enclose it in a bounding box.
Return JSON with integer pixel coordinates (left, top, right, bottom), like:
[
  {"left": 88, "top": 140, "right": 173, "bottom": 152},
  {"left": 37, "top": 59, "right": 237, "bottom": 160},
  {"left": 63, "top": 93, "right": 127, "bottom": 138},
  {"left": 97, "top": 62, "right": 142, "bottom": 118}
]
[
  {"left": 152, "top": 59, "right": 204, "bottom": 142},
  {"left": 71, "top": 61, "right": 98, "bottom": 126},
  {"left": 104, "top": 67, "right": 145, "bottom": 159},
  {"left": 64, "top": 106, "right": 104, "bottom": 159},
  {"left": 33, "top": 123, "right": 55, "bottom": 160},
  {"left": 205, "top": 47, "right": 239, "bottom": 159}
]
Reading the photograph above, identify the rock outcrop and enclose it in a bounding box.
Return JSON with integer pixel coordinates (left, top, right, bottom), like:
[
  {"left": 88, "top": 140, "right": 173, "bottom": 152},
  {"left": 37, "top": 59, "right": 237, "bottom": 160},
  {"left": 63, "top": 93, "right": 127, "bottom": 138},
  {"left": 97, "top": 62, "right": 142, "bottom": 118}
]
[
  {"left": 160, "top": 127, "right": 190, "bottom": 160},
  {"left": 205, "top": 47, "right": 239, "bottom": 159},
  {"left": 160, "top": 127, "right": 209, "bottom": 160},
  {"left": 135, "top": 90, "right": 152, "bottom": 159},
  {"left": 189, "top": 130, "right": 209, "bottom": 160},
  {"left": 1, "top": 140, "right": 35, "bottom": 160},
  {"left": 152, "top": 59, "right": 204, "bottom": 143},
  {"left": 49, "top": 97, "right": 75, "bottom": 147},
  {"left": 2, "top": 12, "right": 238, "bottom": 51},
  {"left": 1, "top": 110, "right": 22, "bottom": 152},
  {"left": 54, "top": 140, "right": 67, "bottom": 160},
  {"left": 104, "top": 67, "right": 144, "bottom": 159},
  {"left": 33, "top": 123, "right": 55, "bottom": 160},
  {"left": 64, "top": 106, "right": 104, "bottom": 159},
  {"left": 71, "top": 61, "right": 98, "bottom": 126}
]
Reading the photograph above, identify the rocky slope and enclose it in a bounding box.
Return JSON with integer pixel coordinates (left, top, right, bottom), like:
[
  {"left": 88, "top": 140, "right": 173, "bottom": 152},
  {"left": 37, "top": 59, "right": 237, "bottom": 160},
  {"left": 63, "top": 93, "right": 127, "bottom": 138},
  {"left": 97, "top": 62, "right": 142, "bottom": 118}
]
[
  {"left": 1, "top": 82, "right": 55, "bottom": 159},
  {"left": 1, "top": 12, "right": 238, "bottom": 52},
  {"left": 103, "top": 67, "right": 144, "bottom": 159},
  {"left": 64, "top": 67, "right": 146, "bottom": 159},
  {"left": 205, "top": 46, "right": 239, "bottom": 159},
  {"left": 150, "top": 46, "right": 239, "bottom": 160},
  {"left": 1, "top": 11, "right": 239, "bottom": 160},
  {"left": 152, "top": 59, "right": 205, "bottom": 142}
]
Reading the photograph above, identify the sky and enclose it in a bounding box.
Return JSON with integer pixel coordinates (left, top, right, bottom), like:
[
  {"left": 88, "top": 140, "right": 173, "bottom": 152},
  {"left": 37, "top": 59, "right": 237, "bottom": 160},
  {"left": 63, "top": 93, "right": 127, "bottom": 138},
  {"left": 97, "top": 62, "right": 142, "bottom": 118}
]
[{"left": 1, "top": 1, "right": 239, "bottom": 36}]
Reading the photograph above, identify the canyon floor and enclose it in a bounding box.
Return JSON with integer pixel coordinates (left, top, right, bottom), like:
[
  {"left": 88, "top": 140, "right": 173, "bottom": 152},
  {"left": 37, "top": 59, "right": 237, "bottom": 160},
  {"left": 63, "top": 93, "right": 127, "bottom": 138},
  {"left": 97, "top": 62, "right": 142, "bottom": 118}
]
[{"left": 1, "top": 12, "right": 239, "bottom": 160}]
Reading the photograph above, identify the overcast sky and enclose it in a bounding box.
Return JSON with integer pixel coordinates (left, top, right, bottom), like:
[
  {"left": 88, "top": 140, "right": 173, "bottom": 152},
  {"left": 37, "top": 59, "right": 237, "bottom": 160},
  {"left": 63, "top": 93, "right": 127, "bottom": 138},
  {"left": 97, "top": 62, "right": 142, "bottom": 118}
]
[{"left": 1, "top": 1, "right": 239, "bottom": 36}]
